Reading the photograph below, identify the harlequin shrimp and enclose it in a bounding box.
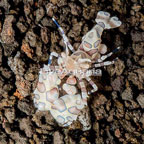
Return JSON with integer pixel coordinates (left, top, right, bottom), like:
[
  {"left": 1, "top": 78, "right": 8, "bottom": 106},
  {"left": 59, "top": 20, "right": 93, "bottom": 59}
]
[{"left": 33, "top": 11, "right": 122, "bottom": 126}]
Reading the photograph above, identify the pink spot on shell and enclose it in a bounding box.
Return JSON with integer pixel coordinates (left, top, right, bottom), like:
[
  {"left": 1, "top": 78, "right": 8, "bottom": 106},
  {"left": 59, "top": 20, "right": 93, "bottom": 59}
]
[
  {"left": 68, "top": 106, "right": 80, "bottom": 115},
  {"left": 84, "top": 41, "right": 92, "bottom": 48},
  {"left": 87, "top": 49, "right": 98, "bottom": 56},
  {"left": 46, "top": 88, "right": 59, "bottom": 103},
  {"left": 79, "top": 44, "right": 84, "bottom": 51},
  {"left": 37, "top": 82, "right": 46, "bottom": 93},
  {"left": 52, "top": 99, "right": 67, "bottom": 112},
  {"left": 57, "top": 115, "right": 65, "bottom": 124},
  {"left": 66, "top": 76, "right": 76, "bottom": 85}
]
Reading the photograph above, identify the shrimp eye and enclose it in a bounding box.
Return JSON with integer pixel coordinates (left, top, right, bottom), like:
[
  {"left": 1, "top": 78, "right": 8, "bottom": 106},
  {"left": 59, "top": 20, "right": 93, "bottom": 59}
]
[
  {"left": 84, "top": 41, "right": 92, "bottom": 48},
  {"left": 94, "top": 40, "right": 101, "bottom": 48}
]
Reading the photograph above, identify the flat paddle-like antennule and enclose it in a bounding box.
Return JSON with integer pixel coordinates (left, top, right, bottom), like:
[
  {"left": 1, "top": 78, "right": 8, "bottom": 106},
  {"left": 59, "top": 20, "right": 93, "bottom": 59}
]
[{"left": 96, "top": 11, "right": 122, "bottom": 29}]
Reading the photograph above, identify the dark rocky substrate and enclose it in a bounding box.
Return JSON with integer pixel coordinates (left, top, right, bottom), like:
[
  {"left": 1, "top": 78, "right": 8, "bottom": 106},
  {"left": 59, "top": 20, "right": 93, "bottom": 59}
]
[{"left": 0, "top": 0, "right": 144, "bottom": 143}]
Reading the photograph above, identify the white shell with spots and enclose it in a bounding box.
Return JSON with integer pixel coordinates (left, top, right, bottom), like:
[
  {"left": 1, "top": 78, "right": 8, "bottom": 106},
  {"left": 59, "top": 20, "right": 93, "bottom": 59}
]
[
  {"left": 33, "top": 65, "right": 61, "bottom": 111},
  {"left": 33, "top": 11, "right": 122, "bottom": 127},
  {"left": 34, "top": 66, "right": 85, "bottom": 126},
  {"left": 50, "top": 94, "right": 85, "bottom": 126}
]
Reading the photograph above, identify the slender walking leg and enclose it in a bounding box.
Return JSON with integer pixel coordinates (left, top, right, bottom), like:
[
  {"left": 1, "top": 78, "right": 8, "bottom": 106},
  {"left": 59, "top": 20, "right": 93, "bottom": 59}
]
[
  {"left": 97, "top": 47, "right": 120, "bottom": 63},
  {"left": 94, "top": 58, "right": 118, "bottom": 68},
  {"left": 79, "top": 79, "right": 88, "bottom": 105},
  {"left": 86, "top": 77, "right": 98, "bottom": 94}
]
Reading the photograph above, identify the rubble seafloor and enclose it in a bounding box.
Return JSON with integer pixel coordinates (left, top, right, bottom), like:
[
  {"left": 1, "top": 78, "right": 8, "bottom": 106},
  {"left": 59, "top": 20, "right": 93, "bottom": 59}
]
[{"left": 0, "top": 0, "right": 144, "bottom": 143}]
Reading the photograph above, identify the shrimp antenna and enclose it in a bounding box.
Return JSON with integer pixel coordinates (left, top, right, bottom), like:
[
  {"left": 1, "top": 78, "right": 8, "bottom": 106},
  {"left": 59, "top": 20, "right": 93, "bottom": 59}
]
[{"left": 52, "top": 17, "right": 75, "bottom": 54}]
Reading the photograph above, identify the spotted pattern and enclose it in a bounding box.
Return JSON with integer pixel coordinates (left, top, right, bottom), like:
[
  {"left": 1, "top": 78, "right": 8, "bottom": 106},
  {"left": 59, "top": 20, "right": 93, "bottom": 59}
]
[
  {"left": 94, "top": 40, "right": 101, "bottom": 48},
  {"left": 68, "top": 106, "right": 80, "bottom": 115},
  {"left": 79, "top": 45, "right": 98, "bottom": 56},
  {"left": 84, "top": 41, "right": 92, "bottom": 48},
  {"left": 37, "top": 82, "right": 46, "bottom": 93},
  {"left": 97, "top": 22, "right": 105, "bottom": 29},
  {"left": 96, "top": 29, "right": 101, "bottom": 38},
  {"left": 109, "top": 17, "right": 122, "bottom": 28},
  {"left": 104, "top": 12, "right": 110, "bottom": 16},
  {"left": 112, "top": 16, "right": 119, "bottom": 21},
  {"left": 52, "top": 99, "right": 67, "bottom": 112},
  {"left": 87, "top": 49, "right": 98, "bottom": 56},
  {"left": 46, "top": 88, "right": 59, "bottom": 103},
  {"left": 33, "top": 11, "right": 122, "bottom": 127},
  {"left": 66, "top": 76, "right": 77, "bottom": 85},
  {"left": 57, "top": 115, "right": 65, "bottom": 124},
  {"left": 67, "top": 116, "right": 73, "bottom": 121}
]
